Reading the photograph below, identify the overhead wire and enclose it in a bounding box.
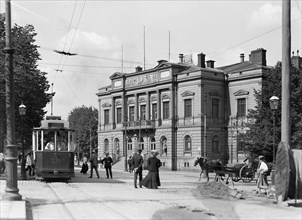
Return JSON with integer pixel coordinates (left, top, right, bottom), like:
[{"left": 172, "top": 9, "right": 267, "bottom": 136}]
[{"left": 209, "top": 16, "right": 302, "bottom": 59}]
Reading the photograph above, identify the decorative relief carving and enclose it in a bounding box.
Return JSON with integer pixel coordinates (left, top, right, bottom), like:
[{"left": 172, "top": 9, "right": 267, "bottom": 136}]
[
  {"left": 181, "top": 90, "right": 195, "bottom": 97},
  {"left": 234, "top": 89, "right": 249, "bottom": 96},
  {"left": 162, "top": 94, "right": 170, "bottom": 100},
  {"left": 102, "top": 102, "right": 111, "bottom": 108}
]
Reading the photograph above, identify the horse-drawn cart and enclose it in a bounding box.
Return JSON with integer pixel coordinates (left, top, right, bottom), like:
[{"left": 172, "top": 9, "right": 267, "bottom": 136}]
[
  {"left": 194, "top": 157, "right": 256, "bottom": 184},
  {"left": 214, "top": 163, "right": 255, "bottom": 183}
]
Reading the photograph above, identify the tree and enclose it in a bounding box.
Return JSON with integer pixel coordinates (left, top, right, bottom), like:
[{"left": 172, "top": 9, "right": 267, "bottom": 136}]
[
  {"left": 0, "top": 14, "right": 52, "bottom": 153},
  {"left": 68, "top": 106, "right": 98, "bottom": 159},
  {"left": 243, "top": 62, "right": 302, "bottom": 161}
]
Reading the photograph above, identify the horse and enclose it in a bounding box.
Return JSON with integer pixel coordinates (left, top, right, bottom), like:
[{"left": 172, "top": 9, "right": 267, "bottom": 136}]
[{"left": 194, "top": 157, "right": 223, "bottom": 181}]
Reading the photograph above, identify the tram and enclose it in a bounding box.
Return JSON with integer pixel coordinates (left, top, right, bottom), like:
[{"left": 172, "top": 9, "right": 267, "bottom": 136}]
[{"left": 32, "top": 115, "right": 75, "bottom": 180}]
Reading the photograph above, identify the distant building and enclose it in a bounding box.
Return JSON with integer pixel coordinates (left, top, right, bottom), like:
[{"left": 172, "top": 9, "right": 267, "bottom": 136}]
[{"left": 96, "top": 48, "right": 300, "bottom": 170}]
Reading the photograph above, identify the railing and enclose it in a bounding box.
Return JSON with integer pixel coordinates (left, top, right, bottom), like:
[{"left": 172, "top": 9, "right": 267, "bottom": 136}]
[{"left": 101, "top": 116, "right": 228, "bottom": 131}]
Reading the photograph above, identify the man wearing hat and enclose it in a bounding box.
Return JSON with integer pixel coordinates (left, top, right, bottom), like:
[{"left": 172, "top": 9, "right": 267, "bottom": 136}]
[
  {"left": 256, "top": 155, "right": 269, "bottom": 193},
  {"left": 102, "top": 152, "right": 113, "bottom": 178},
  {"left": 88, "top": 151, "right": 100, "bottom": 178},
  {"left": 132, "top": 149, "right": 143, "bottom": 188}
]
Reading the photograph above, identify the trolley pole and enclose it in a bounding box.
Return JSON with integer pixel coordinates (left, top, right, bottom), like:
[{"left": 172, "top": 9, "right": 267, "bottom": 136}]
[{"left": 3, "top": 0, "right": 22, "bottom": 200}]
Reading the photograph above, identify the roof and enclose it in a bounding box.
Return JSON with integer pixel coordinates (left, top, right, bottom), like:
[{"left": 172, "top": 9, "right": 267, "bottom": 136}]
[{"left": 218, "top": 61, "right": 271, "bottom": 74}]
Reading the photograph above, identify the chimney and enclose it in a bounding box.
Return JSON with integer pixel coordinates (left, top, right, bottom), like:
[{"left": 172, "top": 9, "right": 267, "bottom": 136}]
[
  {"left": 135, "top": 66, "right": 143, "bottom": 72},
  {"left": 240, "top": 53, "right": 245, "bottom": 62},
  {"left": 206, "top": 60, "right": 215, "bottom": 68},
  {"left": 179, "top": 54, "right": 184, "bottom": 63},
  {"left": 197, "top": 53, "right": 206, "bottom": 68},
  {"left": 249, "top": 48, "right": 267, "bottom": 66},
  {"left": 291, "top": 50, "right": 302, "bottom": 70},
  {"left": 157, "top": 60, "right": 167, "bottom": 65}
]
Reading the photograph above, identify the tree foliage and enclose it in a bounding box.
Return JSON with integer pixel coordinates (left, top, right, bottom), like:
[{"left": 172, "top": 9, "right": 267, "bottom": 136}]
[
  {"left": 0, "top": 14, "right": 52, "bottom": 152},
  {"left": 243, "top": 62, "right": 302, "bottom": 161},
  {"left": 68, "top": 106, "right": 98, "bottom": 159}
]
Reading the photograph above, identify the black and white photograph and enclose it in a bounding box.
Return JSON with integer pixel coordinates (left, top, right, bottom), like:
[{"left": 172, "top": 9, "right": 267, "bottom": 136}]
[{"left": 0, "top": 0, "right": 301, "bottom": 219}]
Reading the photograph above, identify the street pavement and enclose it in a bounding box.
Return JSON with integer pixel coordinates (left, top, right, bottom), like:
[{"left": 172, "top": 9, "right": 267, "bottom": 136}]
[{"left": 0, "top": 161, "right": 301, "bottom": 220}]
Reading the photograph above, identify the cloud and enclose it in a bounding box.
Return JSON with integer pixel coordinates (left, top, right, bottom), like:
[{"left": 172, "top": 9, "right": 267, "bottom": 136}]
[
  {"left": 57, "top": 29, "right": 122, "bottom": 59},
  {"left": 247, "top": 3, "right": 281, "bottom": 32}
]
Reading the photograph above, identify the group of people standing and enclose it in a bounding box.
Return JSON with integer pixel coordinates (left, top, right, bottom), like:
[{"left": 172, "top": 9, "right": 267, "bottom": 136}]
[
  {"left": 80, "top": 151, "right": 113, "bottom": 179},
  {"left": 131, "top": 149, "right": 162, "bottom": 189},
  {"left": 81, "top": 149, "right": 162, "bottom": 190}
]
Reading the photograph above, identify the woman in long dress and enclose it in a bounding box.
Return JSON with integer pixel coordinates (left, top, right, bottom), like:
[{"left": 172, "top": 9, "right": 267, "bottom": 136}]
[
  {"left": 80, "top": 155, "right": 88, "bottom": 175},
  {"left": 141, "top": 150, "right": 161, "bottom": 189}
]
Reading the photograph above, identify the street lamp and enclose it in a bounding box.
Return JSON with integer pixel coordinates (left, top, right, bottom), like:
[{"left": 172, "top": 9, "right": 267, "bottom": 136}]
[
  {"left": 269, "top": 96, "right": 279, "bottom": 164},
  {"left": 18, "top": 103, "right": 26, "bottom": 180},
  {"left": 269, "top": 95, "right": 279, "bottom": 185}
]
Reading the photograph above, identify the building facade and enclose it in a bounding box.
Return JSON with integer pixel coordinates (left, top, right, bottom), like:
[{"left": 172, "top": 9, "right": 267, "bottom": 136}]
[{"left": 96, "top": 48, "right": 271, "bottom": 170}]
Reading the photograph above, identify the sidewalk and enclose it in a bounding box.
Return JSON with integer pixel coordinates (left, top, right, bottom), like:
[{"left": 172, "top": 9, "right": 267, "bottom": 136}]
[{"left": 1, "top": 164, "right": 301, "bottom": 220}]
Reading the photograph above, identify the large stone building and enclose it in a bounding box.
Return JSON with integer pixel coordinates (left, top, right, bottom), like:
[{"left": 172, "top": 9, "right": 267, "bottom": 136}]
[{"left": 96, "top": 48, "right": 272, "bottom": 170}]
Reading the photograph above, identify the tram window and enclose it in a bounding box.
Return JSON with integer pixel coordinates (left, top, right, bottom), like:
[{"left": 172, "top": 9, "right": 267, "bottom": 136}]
[
  {"left": 57, "top": 130, "right": 68, "bottom": 151},
  {"left": 37, "top": 131, "right": 41, "bottom": 150},
  {"left": 44, "top": 131, "right": 55, "bottom": 151}
]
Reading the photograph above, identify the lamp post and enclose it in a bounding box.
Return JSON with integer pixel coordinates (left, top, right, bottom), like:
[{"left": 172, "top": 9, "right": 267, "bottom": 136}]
[
  {"left": 18, "top": 103, "right": 26, "bottom": 180},
  {"left": 269, "top": 95, "right": 279, "bottom": 185},
  {"left": 3, "top": 0, "right": 22, "bottom": 201}
]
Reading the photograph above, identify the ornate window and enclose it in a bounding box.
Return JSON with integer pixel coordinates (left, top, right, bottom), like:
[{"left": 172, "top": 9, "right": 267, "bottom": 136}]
[
  {"left": 104, "top": 138, "right": 109, "bottom": 153},
  {"left": 163, "top": 101, "right": 169, "bottom": 119},
  {"left": 212, "top": 135, "right": 219, "bottom": 152},
  {"left": 212, "top": 99, "right": 219, "bottom": 118},
  {"left": 127, "top": 138, "right": 132, "bottom": 150},
  {"left": 104, "top": 109, "right": 110, "bottom": 125},
  {"left": 116, "top": 108, "right": 122, "bottom": 123},
  {"left": 150, "top": 137, "right": 156, "bottom": 151},
  {"left": 129, "top": 106, "right": 135, "bottom": 121},
  {"left": 184, "top": 135, "right": 192, "bottom": 153},
  {"left": 140, "top": 105, "right": 146, "bottom": 120},
  {"left": 152, "top": 103, "right": 157, "bottom": 120},
  {"left": 184, "top": 99, "right": 192, "bottom": 118},
  {"left": 138, "top": 137, "right": 144, "bottom": 150},
  {"left": 237, "top": 98, "right": 246, "bottom": 116}
]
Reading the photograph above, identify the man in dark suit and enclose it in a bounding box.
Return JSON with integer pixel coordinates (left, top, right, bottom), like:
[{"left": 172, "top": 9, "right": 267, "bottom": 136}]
[
  {"left": 132, "top": 149, "right": 143, "bottom": 188},
  {"left": 88, "top": 151, "right": 100, "bottom": 178}
]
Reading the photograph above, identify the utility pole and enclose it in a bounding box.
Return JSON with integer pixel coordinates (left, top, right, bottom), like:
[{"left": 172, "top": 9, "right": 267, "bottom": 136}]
[
  {"left": 203, "top": 92, "right": 207, "bottom": 158},
  {"left": 281, "top": 0, "right": 291, "bottom": 146},
  {"left": 3, "top": 0, "right": 22, "bottom": 200}
]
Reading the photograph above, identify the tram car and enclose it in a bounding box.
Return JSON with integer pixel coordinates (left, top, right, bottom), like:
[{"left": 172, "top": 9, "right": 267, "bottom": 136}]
[{"left": 32, "top": 115, "right": 75, "bottom": 180}]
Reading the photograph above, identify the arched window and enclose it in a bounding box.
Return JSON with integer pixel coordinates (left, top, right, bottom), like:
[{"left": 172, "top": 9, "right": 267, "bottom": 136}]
[
  {"left": 150, "top": 137, "right": 156, "bottom": 151},
  {"left": 184, "top": 135, "right": 192, "bottom": 153},
  {"left": 114, "top": 138, "right": 120, "bottom": 155},
  {"left": 160, "top": 136, "right": 167, "bottom": 156},
  {"left": 212, "top": 135, "right": 219, "bottom": 152},
  {"left": 127, "top": 138, "right": 132, "bottom": 151},
  {"left": 104, "top": 139, "right": 109, "bottom": 153},
  {"left": 138, "top": 137, "right": 144, "bottom": 150}
]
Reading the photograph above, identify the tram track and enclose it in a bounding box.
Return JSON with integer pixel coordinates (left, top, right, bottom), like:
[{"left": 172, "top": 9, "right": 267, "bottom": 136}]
[{"left": 46, "top": 182, "right": 77, "bottom": 219}]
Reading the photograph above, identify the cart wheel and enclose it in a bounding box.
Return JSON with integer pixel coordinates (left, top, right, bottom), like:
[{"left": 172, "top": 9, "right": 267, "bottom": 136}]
[
  {"left": 231, "top": 175, "right": 241, "bottom": 182},
  {"left": 240, "top": 165, "right": 254, "bottom": 183}
]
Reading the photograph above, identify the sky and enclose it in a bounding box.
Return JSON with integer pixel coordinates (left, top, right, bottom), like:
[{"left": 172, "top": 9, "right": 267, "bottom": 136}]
[{"left": 1, "top": 0, "right": 301, "bottom": 120}]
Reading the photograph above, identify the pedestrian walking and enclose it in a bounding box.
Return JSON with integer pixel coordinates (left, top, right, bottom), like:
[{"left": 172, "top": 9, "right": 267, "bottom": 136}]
[
  {"left": 141, "top": 150, "right": 161, "bottom": 189},
  {"left": 132, "top": 149, "right": 143, "bottom": 188},
  {"left": 127, "top": 156, "right": 133, "bottom": 173},
  {"left": 88, "top": 151, "right": 100, "bottom": 178},
  {"left": 256, "top": 155, "right": 269, "bottom": 194},
  {"left": 102, "top": 152, "right": 113, "bottom": 178},
  {"left": 80, "top": 154, "right": 88, "bottom": 175},
  {"left": 25, "top": 152, "right": 33, "bottom": 176}
]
